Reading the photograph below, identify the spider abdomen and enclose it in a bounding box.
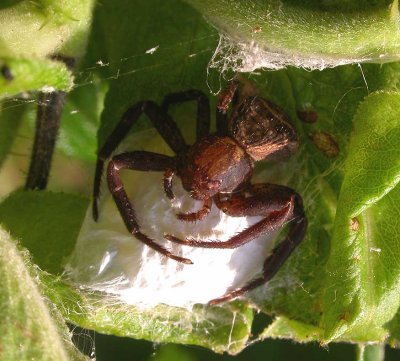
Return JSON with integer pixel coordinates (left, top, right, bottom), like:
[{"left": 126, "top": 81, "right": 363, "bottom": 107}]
[{"left": 230, "top": 97, "right": 299, "bottom": 161}]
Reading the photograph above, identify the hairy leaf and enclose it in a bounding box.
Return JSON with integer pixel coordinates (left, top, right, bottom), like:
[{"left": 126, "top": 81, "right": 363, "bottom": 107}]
[
  {"left": 0, "top": 58, "right": 73, "bottom": 99},
  {"left": 0, "top": 227, "right": 88, "bottom": 361},
  {"left": 0, "top": 0, "right": 95, "bottom": 100},
  {"left": 321, "top": 92, "right": 400, "bottom": 342},
  {"left": 185, "top": 0, "right": 400, "bottom": 70},
  {"left": 0, "top": 0, "right": 94, "bottom": 58}
]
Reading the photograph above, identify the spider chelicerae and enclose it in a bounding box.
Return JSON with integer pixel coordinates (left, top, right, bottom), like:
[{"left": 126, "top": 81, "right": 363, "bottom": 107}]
[{"left": 92, "top": 82, "right": 307, "bottom": 305}]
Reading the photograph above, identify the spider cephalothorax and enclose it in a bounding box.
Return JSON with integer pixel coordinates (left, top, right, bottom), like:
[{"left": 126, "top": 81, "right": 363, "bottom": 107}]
[
  {"left": 178, "top": 135, "right": 252, "bottom": 200},
  {"left": 93, "top": 82, "right": 307, "bottom": 305}
]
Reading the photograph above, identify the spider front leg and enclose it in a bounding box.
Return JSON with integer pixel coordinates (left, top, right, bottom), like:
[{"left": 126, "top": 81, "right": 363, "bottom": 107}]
[
  {"left": 163, "top": 160, "right": 212, "bottom": 221},
  {"left": 107, "top": 151, "right": 192, "bottom": 264},
  {"left": 93, "top": 101, "right": 187, "bottom": 220},
  {"left": 176, "top": 197, "right": 212, "bottom": 222},
  {"left": 160, "top": 89, "right": 211, "bottom": 204},
  {"left": 216, "top": 81, "right": 239, "bottom": 136},
  {"left": 163, "top": 169, "right": 212, "bottom": 222},
  {"left": 165, "top": 183, "right": 307, "bottom": 304}
]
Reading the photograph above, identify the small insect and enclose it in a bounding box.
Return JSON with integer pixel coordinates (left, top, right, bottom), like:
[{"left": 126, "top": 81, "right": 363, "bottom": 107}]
[
  {"left": 309, "top": 130, "right": 340, "bottom": 158},
  {"left": 92, "top": 82, "right": 307, "bottom": 305}
]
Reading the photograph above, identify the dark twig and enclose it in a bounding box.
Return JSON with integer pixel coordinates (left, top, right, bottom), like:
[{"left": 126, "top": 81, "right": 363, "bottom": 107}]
[{"left": 25, "top": 56, "right": 74, "bottom": 190}]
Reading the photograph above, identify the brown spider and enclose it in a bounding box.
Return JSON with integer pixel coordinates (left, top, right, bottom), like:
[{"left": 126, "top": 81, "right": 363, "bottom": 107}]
[{"left": 92, "top": 82, "right": 307, "bottom": 305}]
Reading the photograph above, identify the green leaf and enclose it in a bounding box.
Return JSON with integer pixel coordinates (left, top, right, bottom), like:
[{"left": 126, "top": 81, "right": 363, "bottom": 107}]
[
  {"left": 0, "top": 227, "right": 88, "bottom": 361},
  {"left": 185, "top": 0, "right": 400, "bottom": 70},
  {"left": 261, "top": 316, "right": 323, "bottom": 342},
  {"left": 0, "top": 0, "right": 95, "bottom": 99},
  {"left": 58, "top": 82, "right": 106, "bottom": 162},
  {"left": 0, "top": 191, "right": 89, "bottom": 274},
  {"left": 0, "top": 0, "right": 95, "bottom": 58},
  {"left": 44, "top": 278, "right": 253, "bottom": 354},
  {"left": 321, "top": 92, "right": 400, "bottom": 342},
  {"left": 232, "top": 65, "right": 400, "bottom": 340},
  {"left": 0, "top": 57, "right": 73, "bottom": 99}
]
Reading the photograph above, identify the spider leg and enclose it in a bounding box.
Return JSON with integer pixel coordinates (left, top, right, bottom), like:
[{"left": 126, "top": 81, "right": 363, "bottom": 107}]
[
  {"left": 165, "top": 184, "right": 295, "bottom": 248},
  {"left": 216, "top": 81, "right": 239, "bottom": 136},
  {"left": 161, "top": 89, "right": 210, "bottom": 140},
  {"left": 93, "top": 101, "right": 187, "bottom": 220},
  {"left": 176, "top": 197, "right": 212, "bottom": 222},
  {"left": 106, "top": 151, "right": 192, "bottom": 264},
  {"left": 25, "top": 56, "right": 75, "bottom": 191},
  {"left": 163, "top": 168, "right": 212, "bottom": 220},
  {"left": 209, "top": 214, "right": 307, "bottom": 305},
  {"left": 210, "top": 185, "right": 306, "bottom": 305},
  {"left": 25, "top": 90, "right": 66, "bottom": 190},
  {"left": 165, "top": 183, "right": 307, "bottom": 303},
  {"left": 165, "top": 200, "right": 292, "bottom": 248}
]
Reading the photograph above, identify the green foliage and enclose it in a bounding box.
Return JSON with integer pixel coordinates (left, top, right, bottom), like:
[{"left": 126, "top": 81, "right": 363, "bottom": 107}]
[
  {"left": 0, "top": 57, "right": 73, "bottom": 99},
  {"left": 186, "top": 0, "right": 400, "bottom": 67},
  {"left": 0, "top": 191, "right": 89, "bottom": 274},
  {"left": 57, "top": 82, "right": 106, "bottom": 162},
  {"left": 1, "top": 0, "right": 400, "bottom": 359},
  {"left": 0, "top": 0, "right": 94, "bottom": 58},
  {"left": 322, "top": 92, "right": 400, "bottom": 341},
  {"left": 0, "top": 0, "right": 94, "bottom": 100},
  {"left": 0, "top": 228, "right": 89, "bottom": 361}
]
